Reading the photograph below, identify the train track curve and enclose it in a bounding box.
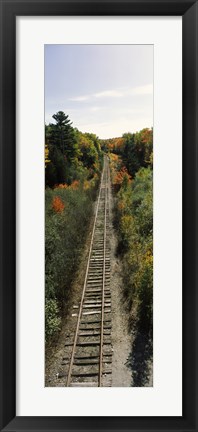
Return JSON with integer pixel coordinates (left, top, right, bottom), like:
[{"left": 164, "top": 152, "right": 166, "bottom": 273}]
[{"left": 64, "top": 156, "right": 112, "bottom": 387}]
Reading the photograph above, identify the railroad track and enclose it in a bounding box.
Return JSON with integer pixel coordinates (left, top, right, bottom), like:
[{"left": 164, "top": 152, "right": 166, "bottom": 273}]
[{"left": 63, "top": 156, "right": 112, "bottom": 387}]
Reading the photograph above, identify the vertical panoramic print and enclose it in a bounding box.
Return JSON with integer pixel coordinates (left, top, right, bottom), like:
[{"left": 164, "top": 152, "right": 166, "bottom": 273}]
[{"left": 45, "top": 45, "right": 153, "bottom": 387}]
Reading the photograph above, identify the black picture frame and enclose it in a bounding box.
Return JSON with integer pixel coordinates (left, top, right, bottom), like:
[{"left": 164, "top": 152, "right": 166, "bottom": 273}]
[{"left": 0, "top": 0, "right": 197, "bottom": 431}]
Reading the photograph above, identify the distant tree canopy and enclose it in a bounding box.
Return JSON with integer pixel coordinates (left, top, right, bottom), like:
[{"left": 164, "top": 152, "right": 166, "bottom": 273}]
[
  {"left": 100, "top": 137, "right": 124, "bottom": 154},
  {"left": 45, "top": 111, "right": 102, "bottom": 187},
  {"left": 122, "top": 128, "right": 153, "bottom": 176},
  {"left": 101, "top": 128, "right": 153, "bottom": 177},
  {"left": 45, "top": 111, "right": 152, "bottom": 187}
]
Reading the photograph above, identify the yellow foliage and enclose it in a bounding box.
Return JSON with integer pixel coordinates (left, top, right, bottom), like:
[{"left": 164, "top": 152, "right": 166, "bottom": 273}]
[
  {"left": 109, "top": 153, "right": 119, "bottom": 162},
  {"left": 144, "top": 250, "right": 153, "bottom": 266},
  {"left": 83, "top": 180, "right": 90, "bottom": 190},
  {"left": 45, "top": 144, "right": 50, "bottom": 167},
  {"left": 120, "top": 214, "right": 133, "bottom": 233}
]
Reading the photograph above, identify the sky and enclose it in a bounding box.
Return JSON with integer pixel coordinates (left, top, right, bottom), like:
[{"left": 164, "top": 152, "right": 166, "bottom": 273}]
[{"left": 45, "top": 45, "right": 153, "bottom": 139}]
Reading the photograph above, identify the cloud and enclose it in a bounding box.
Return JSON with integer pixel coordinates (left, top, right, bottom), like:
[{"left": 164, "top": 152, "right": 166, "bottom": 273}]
[
  {"left": 129, "top": 84, "right": 153, "bottom": 96},
  {"left": 69, "top": 95, "right": 90, "bottom": 102},
  {"left": 90, "top": 106, "right": 101, "bottom": 112},
  {"left": 67, "top": 84, "right": 153, "bottom": 104},
  {"left": 69, "top": 89, "right": 123, "bottom": 102},
  {"left": 94, "top": 90, "right": 123, "bottom": 98}
]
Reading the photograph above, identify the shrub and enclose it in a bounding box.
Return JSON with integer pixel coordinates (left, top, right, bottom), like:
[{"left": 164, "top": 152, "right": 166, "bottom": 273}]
[
  {"left": 45, "top": 177, "right": 99, "bottom": 340},
  {"left": 137, "top": 252, "right": 153, "bottom": 332},
  {"left": 115, "top": 166, "right": 153, "bottom": 335},
  {"left": 52, "top": 196, "right": 65, "bottom": 213},
  {"left": 45, "top": 298, "right": 61, "bottom": 340}
]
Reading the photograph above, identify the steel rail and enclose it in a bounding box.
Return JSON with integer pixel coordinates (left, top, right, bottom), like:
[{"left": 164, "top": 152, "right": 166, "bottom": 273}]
[
  {"left": 99, "top": 161, "right": 107, "bottom": 386},
  {"left": 66, "top": 160, "right": 106, "bottom": 387}
]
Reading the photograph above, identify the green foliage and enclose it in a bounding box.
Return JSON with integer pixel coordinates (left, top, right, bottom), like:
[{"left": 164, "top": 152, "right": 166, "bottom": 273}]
[
  {"left": 45, "top": 113, "right": 153, "bottom": 343},
  {"left": 115, "top": 166, "right": 153, "bottom": 335},
  {"left": 48, "top": 111, "right": 80, "bottom": 161},
  {"left": 45, "top": 183, "right": 98, "bottom": 340},
  {"left": 45, "top": 112, "right": 102, "bottom": 187},
  {"left": 131, "top": 168, "right": 153, "bottom": 237},
  {"left": 45, "top": 299, "right": 61, "bottom": 339},
  {"left": 122, "top": 129, "right": 153, "bottom": 177},
  {"left": 100, "top": 128, "right": 152, "bottom": 176},
  {"left": 45, "top": 146, "right": 67, "bottom": 186},
  {"left": 137, "top": 256, "right": 153, "bottom": 331},
  {"left": 45, "top": 111, "right": 103, "bottom": 341},
  {"left": 76, "top": 130, "right": 99, "bottom": 169}
]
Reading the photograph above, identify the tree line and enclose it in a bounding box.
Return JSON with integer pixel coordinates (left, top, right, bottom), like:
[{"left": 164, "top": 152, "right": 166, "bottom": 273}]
[
  {"left": 108, "top": 127, "right": 153, "bottom": 382},
  {"left": 45, "top": 114, "right": 153, "bottom": 362},
  {"left": 45, "top": 111, "right": 102, "bottom": 340},
  {"left": 45, "top": 110, "right": 102, "bottom": 187}
]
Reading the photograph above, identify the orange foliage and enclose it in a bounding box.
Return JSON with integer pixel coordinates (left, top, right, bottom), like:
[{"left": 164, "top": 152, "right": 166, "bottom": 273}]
[
  {"left": 103, "top": 137, "right": 124, "bottom": 152},
  {"left": 69, "top": 180, "right": 79, "bottom": 190},
  {"left": 114, "top": 167, "right": 131, "bottom": 185},
  {"left": 52, "top": 196, "right": 65, "bottom": 213},
  {"left": 114, "top": 137, "right": 124, "bottom": 149},
  {"left": 110, "top": 153, "right": 119, "bottom": 162},
  {"left": 118, "top": 201, "right": 125, "bottom": 211},
  {"left": 54, "top": 181, "right": 79, "bottom": 190},
  {"left": 141, "top": 128, "right": 152, "bottom": 144},
  {"left": 56, "top": 183, "right": 68, "bottom": 189}
]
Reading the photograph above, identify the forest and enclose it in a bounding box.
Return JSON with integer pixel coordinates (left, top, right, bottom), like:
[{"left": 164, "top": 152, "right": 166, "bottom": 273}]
[
  {"left": 45, "top": 111, "right": 102, "bottom": 339},
  {"left": 45, "top": 111, "right": 153, "bottom": 356},
  {"left": 102, "top": 128, "right": 153, "bottom": 338}
]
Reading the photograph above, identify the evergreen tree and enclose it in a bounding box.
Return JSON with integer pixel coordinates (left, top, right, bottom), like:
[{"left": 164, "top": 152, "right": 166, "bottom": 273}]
[{"left": 48, "top": 111, "right": 80, "bottom": 163}]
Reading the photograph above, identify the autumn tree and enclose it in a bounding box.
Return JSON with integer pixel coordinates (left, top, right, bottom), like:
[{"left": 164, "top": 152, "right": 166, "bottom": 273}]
[
  {"left": 77, "top": 132, "right": 98, "bottom": 169},
  {"left": 45, "top": 144, "right": 50, "bottom": 167},
  {"left": 122, "top": 128, "right": 153, "bottom": 177}
]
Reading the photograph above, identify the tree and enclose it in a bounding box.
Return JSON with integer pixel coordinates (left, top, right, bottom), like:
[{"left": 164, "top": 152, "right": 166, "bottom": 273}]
[
  {"left": 45, "top": 111, "right": 103, "bottom": 188},
  {"left": 121, "top": 129, "right": 153, "bottom": 177},
  {"left": 45, "top": 144, "right": 50, "bottom": 168},
  {"left": 51, "top": 111, "right": 72, "bottom": 153},
  {"left": 122, "top": 133, "right": 140, "bottom": 176},
  {"left": 48, "top": 111, "right": 80, "bottom": 163},
  {"left": 45, "top": 146, "right": 67, "bottom": 187},
  {"left": 78, "top": 133, "right": 98, "bottom": 169},
  {"left": 85, "top": 133, "right": 101, "bottom": 155}
]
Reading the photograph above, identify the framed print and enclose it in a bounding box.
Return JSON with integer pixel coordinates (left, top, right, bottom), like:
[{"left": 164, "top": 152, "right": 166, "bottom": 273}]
[{"left": 0, "top": 0, "right": 197, "bottom": 431}]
